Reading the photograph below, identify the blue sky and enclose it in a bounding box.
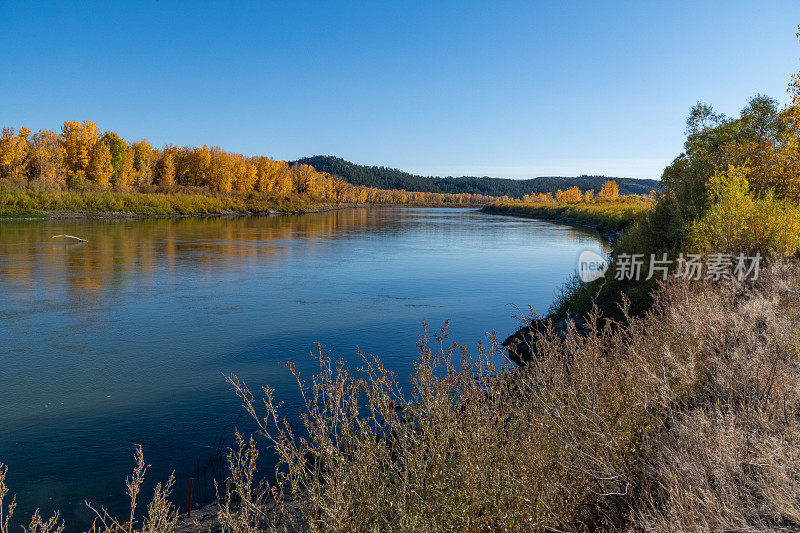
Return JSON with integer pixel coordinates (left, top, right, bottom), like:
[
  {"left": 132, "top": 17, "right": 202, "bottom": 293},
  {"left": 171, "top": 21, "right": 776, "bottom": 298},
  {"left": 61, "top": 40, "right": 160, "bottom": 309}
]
[{"left": 1, "top": 1, "right": 798, "bottom": 179}]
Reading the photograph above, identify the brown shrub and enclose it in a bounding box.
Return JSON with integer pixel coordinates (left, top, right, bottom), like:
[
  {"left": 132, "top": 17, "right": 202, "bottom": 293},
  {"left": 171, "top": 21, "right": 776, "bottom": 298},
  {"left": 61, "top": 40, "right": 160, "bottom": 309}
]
[{"left": 633, "top": 261, "right": 800, "bottom": 531}]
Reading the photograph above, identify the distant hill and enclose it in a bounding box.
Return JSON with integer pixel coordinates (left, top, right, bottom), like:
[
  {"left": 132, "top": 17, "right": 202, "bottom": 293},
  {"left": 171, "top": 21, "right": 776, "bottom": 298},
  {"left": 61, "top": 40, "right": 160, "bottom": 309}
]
[{"left": 295, "top": 156, "right": 660, "bottom": 197}]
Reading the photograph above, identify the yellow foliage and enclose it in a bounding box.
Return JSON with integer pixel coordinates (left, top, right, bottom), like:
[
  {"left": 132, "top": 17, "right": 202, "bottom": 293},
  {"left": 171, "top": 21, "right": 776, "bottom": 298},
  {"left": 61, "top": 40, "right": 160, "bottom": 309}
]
[
  {"left": 61, "top": 120, "right": 100, "bottom": 176},
  {"left": 555, "top": 186, "right": 583, "bottom": 203},
  {"left": 86, "top": 141, "right": 114, "bottom": 188},
  {"left": 291, "top": 164, "right": 317, "bottom": 195},
  {"left": 599, "top": 180, "right": 619, "bottom": 200},
  {"left": 0, "top": 120, "right": 500, "bottom": 206},
  {"left": 131, "top": 140, "right": 156, "bottom": 188},
  {"left": 27, "top": 129, "right": 64, "bottom": 190},
  {"left": 116, "top": 147, "right": 137, "bottom": 190},
  {"left": 156, "top": 151, "right": 175, "bottom": 189},
  {"left": 0, "top": 127, "right": 32, "bottom": 187}
]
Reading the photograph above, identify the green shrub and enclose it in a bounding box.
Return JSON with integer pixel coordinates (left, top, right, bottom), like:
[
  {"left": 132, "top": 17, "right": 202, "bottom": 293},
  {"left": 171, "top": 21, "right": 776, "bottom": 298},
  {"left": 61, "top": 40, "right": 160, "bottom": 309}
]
[
  {"left": 688, "top": 167, "right": 800, "bottom": 257},
  {"left": 65, "top": 173, "right": 87, "bottom": 191}
]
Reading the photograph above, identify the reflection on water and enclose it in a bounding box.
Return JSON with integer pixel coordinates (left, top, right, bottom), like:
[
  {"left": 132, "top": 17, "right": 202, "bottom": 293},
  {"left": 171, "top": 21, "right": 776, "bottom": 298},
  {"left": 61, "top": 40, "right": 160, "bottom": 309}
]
[{"left": 0, "top": 207, "right": 603, "bottom": 530}]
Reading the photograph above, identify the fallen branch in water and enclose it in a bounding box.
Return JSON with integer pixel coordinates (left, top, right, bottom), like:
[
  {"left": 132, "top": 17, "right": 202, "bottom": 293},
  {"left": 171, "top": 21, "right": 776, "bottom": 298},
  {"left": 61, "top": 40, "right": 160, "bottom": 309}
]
[{"left": 52, "top": 234, "right": 87, "bottom": 242}]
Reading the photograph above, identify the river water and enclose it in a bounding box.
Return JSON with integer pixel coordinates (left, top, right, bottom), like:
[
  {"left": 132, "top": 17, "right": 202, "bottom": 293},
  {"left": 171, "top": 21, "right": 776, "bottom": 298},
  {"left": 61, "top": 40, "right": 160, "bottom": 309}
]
[{"left": 0, "top": 207, "right": 603, "bottom": 529}]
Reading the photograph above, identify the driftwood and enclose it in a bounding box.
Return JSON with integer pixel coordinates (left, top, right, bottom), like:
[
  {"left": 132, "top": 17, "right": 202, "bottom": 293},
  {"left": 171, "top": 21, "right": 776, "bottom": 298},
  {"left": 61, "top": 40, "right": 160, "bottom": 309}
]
[{"left": 52, "top": 234, "right": 87, "bottom": 242}]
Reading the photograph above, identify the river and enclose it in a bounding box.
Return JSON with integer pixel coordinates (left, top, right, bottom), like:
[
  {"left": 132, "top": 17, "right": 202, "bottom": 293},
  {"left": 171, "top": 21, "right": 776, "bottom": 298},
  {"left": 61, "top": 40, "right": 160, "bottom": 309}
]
[{"left": 0, "top": 206, "right": 604, "bottom": 529}]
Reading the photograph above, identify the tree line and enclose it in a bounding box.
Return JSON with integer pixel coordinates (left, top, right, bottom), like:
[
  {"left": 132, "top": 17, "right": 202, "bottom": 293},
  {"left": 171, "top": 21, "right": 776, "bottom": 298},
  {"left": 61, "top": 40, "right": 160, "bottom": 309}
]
[
  {"left": 520, "top": 179, "right": 622, "bottom": 203},
  {"left": 0, "top": 122, "right": 497, "bottom": 207},
  {"left": 296, "top": 155, "right": 659, "bottom": 196}
]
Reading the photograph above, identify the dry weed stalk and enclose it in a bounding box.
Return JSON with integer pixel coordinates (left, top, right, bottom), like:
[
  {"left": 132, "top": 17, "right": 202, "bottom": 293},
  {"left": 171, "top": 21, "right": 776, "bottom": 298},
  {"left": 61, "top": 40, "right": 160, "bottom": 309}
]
[
  {"left": 0, "top": 464, "right": 16, "bottom": 533},
  {"left": 86, "top": 446, "right": 179, "bottom": 533},
  {"left": 1, "top": 463, "right": 64, "bottom": 533},
  {"left": 215, "top": 430, "right": 289, "bottom": 532}
]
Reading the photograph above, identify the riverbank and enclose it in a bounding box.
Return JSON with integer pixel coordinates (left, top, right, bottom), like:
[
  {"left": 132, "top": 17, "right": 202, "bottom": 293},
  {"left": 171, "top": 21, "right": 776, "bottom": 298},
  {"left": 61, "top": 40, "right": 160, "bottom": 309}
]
[
  {"left": 0, "top": 206, "right": 345, "bottom": 221},
  {"left": 0, "top": 190, "right": 496, "bottom": 221},
  {"left": 481, "top": 199, "right": 651, "bottom": 241},
  {"left": 481, "top": 198, "right": 653, "bottom": 362},
  {"left": 0, "top": 190, "right": 334, "bottom": 220}
]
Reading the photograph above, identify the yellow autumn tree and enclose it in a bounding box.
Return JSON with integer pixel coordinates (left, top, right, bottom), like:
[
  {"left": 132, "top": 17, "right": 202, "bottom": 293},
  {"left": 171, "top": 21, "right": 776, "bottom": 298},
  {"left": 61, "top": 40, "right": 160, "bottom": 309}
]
[
  {"left": 252, "top": 158, "right": 270, "bottom": 192},
  {"left": 86, "top": 140, "right": 113, "bottom": 188},
  {"left": 61, "top": 120, "right": 101, "bottom": 178},
  {"left": 234, "top": 160, "right": 257, "bottom": 192},
  {"left": 0, "top": 127, "right": 32, "bottom": 188},
  {"left": 599, "top": 180, "right": 619, "bottom": 200},
  {"left": 292, "top": 164, "right": 317, "bottom": 195},
  {"left": 0, "top": 129, "right": 13, "bottom": 186},
  {"left": 273, "top": 161, "right": 293, "bottom": 195},
  {"left": 28, "top": 129, "right": 65, "bottom": 190},
  {"left": 116, "top": 146, "right": 137, "bottom": 190},
  {"left": 329, "top": 177, "right": 351, "bottom": 206},
  {"left": 189, "top": 146, "right": 212, "bottom": 188},
  {"left": 206, "top": 147, "right": 233, "bottom": 192},
  {"left": 556, "top": 186, "right": 583, "bottom": 203},
  {"left": 131, "top": 140, "right": 156, "bottom": 188},
  {"left": 157, "top": 150, "right": 175, "bottom": 189}
]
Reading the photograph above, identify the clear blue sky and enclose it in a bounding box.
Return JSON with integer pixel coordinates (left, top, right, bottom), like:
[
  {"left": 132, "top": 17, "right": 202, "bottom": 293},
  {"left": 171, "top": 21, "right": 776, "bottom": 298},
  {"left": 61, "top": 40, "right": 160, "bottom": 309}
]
[{"left": 1, "top": 1, "right": 798, "bottom": 179}]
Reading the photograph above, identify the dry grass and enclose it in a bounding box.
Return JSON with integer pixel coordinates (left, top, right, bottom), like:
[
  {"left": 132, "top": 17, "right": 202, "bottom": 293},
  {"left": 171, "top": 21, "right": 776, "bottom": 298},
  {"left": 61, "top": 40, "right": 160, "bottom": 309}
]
[
  {"left": 84, "top": 446, "right": 180, "bottom": 533},
  {"left": 222, "top": 260, "right": 800, "bottom": 531},
  {"left": 0, "top": 463, "right": 64, "bottom": 533},
  {"left": 632, "top": 261, "right": 800, "bottom": 531},
  {"left": 0, "top": 446, "right": 180, "bottom": 533}
]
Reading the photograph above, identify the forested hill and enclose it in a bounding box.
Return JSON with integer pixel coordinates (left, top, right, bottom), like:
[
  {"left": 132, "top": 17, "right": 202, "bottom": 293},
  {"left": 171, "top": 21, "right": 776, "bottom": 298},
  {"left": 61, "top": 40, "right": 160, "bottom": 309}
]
[{"left": 295, "top": 155, "right": 660, "bottom": 197}]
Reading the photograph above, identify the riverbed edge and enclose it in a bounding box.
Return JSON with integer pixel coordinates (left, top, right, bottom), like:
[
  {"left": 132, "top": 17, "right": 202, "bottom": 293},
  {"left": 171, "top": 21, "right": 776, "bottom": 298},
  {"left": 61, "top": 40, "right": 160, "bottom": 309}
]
[
  {"left": 480, "top": 204, "right": 629, "bottom": 365},
  {"left": 0, "top": 204, "right": 347, "bottom": 221},
  {"left": 479, "top": 204, "right": 623, "bottom": 243}
]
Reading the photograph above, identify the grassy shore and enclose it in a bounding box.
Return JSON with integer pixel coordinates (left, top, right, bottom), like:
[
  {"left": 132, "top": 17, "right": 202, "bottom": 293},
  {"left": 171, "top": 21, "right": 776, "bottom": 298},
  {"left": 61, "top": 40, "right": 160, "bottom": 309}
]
[
  {"left": 481, "top": 197, "right": 652, "bottom": 237},
  {"left": 0, "top": 189, "right": 495, "bottom": 219},
  {"left": 0, "top": 189, "right": 324, "bottom": 219}
]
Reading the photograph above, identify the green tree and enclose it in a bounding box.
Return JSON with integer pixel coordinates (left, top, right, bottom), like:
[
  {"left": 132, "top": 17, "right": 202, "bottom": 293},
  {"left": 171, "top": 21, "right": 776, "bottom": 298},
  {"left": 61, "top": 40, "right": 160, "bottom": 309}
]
[{"left": 102, "top": 131, "right": 128, "bottom": 187}]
